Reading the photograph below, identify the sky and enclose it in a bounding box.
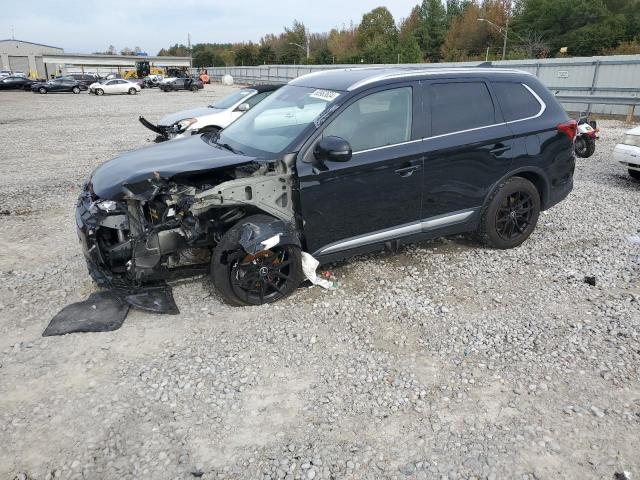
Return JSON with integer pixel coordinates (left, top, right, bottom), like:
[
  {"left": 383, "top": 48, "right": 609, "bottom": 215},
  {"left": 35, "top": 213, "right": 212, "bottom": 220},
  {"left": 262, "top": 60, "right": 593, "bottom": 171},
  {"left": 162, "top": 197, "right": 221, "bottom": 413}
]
[{"left": 1, "top": 0, "right": 419, "bottom": 54}]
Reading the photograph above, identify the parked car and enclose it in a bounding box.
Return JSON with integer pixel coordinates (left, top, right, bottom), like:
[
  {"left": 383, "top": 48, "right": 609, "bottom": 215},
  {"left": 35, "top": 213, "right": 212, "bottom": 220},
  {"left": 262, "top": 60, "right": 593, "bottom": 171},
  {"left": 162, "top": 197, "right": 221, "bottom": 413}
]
[
  {"left": 69, "top": 73, "right": 99, "bottom": 87},
  {"left": 143, "top": 74, "right": 164, "bottom": 88},
  {"left": 0, "top": 70, "right": 12, "bottom": 79},
  {"left": 31, "top": 77, "right": 87, "bottom": 94},
  {"left": 76, "top": 67, "right": 576, "bottom": 306},
  {"left": 139, "top": 84, "right": 283, "bottom": 141},
  {"left": 159, "top": 77, "right": 204, "bottom": 92},
  {"left": 0, "top": 76, "right": 35, "bottom": 90},
  {"left": 13, "top": 71, "right": 27, "bottom": 78},
  {"left": 89, "top": 78, "right": 141, "bottom": 95},
  {"left": 613, "top": 125, "right": 640, "bottom": 180}
]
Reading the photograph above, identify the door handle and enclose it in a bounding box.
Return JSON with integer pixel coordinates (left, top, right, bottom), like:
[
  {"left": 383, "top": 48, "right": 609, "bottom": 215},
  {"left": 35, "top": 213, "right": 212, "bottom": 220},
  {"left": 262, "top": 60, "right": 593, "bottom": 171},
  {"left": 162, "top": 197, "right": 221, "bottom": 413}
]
[
  {"left": 490, "top": 144, "right": 511, "bottom": 155},
  {"left": 394, "top": 165, "right": 421, "bottom": 177}
]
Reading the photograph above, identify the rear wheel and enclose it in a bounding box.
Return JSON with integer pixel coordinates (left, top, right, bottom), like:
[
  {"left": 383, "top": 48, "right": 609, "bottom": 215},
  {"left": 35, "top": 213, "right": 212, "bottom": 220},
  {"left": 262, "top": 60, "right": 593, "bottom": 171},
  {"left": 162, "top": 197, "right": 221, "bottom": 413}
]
[
  {"left": 575, "top": 136, "right": 595, "bottom": 158},
  {"left": 477, "top": 177, "right": 540, "bottom": 249},
  {"left": 72, "top": 86, "right": 80, "bottom": 94},
  {"left": 629, "top": 169, "right": 640, "bottom": 181},
  {"left": 38, "top": 87, "right": 47, "bottom": 94},
  {"left": 96, "top": 88, "right": 104, "bottom": 96},
  {"left": 191, "top": 85, "right": 198, "bottom": 92},
  {"left": 128, "top": 87, "right": 136, "bottom": 95},
  {"left": 211, "top": 214, "right": 303, "bottom": 306}
]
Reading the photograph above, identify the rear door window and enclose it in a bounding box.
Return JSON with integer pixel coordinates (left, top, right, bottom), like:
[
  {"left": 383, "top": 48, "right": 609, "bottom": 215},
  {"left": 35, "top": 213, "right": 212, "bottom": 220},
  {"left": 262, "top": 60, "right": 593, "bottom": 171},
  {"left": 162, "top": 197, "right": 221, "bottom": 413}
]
[
  {"left": 429, "top": 82, "right": 495, "bottom": 136},
  {"left": 492, "top": 82, "right": 542, "bottom": 122}
]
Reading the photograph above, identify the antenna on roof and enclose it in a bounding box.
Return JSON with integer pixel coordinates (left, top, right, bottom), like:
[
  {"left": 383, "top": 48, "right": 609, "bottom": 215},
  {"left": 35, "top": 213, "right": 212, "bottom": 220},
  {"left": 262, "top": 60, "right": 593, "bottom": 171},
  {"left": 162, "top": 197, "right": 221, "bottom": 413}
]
[{"left": 477, "top": 61, "right": 492, "bottom": 67}]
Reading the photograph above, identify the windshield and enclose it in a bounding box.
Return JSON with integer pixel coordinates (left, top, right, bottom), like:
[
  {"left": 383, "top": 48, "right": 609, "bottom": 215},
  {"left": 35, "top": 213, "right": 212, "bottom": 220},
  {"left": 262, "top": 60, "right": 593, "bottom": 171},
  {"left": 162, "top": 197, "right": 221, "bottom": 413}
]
[
  {"left": 209, "top": 89, "right": 255, "bottom": 109},
  {"left": 213, "top": 85, "right": 341, "bottom": 158}
]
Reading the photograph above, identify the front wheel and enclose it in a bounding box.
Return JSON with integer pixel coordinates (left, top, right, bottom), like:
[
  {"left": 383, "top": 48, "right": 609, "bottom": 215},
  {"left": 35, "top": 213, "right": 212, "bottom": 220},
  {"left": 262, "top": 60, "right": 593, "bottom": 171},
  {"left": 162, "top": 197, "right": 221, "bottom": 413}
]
[
  {"left": 95, "top": 88, "right": 104, "bottom": 96},
  {"left": 128, "top": 87, "right": 137, "bottom": 95},
  {"left": 477, "top": 177, "right": 541, "bottom": 249},
  {"left": 191, "top": 85, "right": 199, "bottom": 92},
  {"left": 629, "top": 169, "right": 640, "bottom": 181},
  {"left": 574, "top": 136, "right": 596, "bottom": 158},
  {"left": 211, "top": 214, "right": 303, "bottom": 306},
  {"left": 38, "top": 87, "right": 47, "bottom": 94},
  {"left": 72, "top": 86, "right": 80, "bottom": 94}
]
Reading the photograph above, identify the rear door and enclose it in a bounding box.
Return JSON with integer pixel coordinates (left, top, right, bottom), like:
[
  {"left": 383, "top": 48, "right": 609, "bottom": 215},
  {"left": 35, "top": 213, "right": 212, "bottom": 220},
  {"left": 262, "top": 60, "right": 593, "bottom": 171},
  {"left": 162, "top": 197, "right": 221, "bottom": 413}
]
[
  {"left": 297, "top": 83, "right": 425, "bottom": 256},
  {"left": 421, "top": 79, "right": 514, "bottom": 221}
]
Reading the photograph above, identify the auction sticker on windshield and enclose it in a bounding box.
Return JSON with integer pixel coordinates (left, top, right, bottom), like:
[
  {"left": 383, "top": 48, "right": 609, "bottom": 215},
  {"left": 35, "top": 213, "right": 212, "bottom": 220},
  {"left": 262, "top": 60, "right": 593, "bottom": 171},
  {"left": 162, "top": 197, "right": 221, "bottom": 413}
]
[{"left": 309, "top": 89, "right": 340, "bottom": 102}]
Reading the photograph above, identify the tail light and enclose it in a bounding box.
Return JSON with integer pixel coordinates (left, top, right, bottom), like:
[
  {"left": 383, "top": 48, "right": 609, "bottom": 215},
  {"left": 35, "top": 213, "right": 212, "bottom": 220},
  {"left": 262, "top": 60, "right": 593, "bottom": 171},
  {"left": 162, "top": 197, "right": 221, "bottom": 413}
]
[{"left": 557, "top": 120, "right": 577, "bottom": 141}]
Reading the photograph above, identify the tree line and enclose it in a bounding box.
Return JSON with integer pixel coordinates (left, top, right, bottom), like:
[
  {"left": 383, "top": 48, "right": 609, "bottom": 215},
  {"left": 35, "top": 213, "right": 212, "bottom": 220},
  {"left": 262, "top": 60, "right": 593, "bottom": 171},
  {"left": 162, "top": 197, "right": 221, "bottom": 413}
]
[{"left": 156, "top": 0, "right": 640, "bottom": 66}]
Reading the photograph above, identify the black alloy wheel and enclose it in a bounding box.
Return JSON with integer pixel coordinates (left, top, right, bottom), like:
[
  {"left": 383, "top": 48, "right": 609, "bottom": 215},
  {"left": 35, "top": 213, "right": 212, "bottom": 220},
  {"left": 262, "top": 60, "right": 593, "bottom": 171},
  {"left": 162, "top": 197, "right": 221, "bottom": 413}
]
[
  {"left": 230, "top": 248, "right": 297, "bottom": 304},
  {"left": 477, "top": 176, "right": 540, "bottom": 249},
  {"left": 211, "top": 214, "right": 303, "bottom": 306},
  {"left": 495, "top": 191, "right": 535, "bottom": 241}
]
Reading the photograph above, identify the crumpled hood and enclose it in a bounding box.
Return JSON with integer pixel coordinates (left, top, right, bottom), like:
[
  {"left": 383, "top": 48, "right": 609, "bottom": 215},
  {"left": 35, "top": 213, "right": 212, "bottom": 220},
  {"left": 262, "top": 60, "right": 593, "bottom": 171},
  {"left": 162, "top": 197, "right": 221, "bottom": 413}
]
[
  {"left": 90, "top": 135, "right": 256, "bottom": 200},
  {"left": 158, "top": 107, "right": 220, "bottom": 126}
]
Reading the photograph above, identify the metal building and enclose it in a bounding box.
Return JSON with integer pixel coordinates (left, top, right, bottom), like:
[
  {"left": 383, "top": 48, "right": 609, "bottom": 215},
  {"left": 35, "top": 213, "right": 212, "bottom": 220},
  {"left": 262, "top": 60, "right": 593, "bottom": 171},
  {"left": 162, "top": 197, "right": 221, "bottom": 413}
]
[{"left": 0, "top": 39, "right": 64, "bottom": 78}]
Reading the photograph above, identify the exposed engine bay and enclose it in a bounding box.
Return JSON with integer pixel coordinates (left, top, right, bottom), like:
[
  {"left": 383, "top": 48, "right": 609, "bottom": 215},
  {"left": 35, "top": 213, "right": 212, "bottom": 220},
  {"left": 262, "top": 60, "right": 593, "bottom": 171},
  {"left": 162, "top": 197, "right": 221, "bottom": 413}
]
[{"left": 76, "top": 156, "right": 296, "bottom": 293}]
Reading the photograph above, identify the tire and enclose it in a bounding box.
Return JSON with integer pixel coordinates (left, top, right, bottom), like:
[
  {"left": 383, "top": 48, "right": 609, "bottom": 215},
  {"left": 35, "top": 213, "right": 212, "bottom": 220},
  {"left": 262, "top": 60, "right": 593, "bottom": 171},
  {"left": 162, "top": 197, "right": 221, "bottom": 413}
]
[
  {"left": 72, "top": 86, "right": 80, "bottom": 94},
  {"left": 477, "top": 176, "right": 541, "bottom": 249},
  {"left": 629, "top": 169, "right": 640, "bottom": 181},
  {"left": 211, "top": 214, "right": 303, "bottom": 306},
  {"left": 574, "top": 136, "right": 596, "bottom": 158},
  {"left": 38, "top": 87, "right": 47, "bottom": 94},
  {"left": 191, "top": 85, "right": 198, "bottom": 92},
  {"left": 199, "top": 126, "right": 221, "bottom": 136},
  {"left": 96, "top": 88, "right": 104, "bottom": 96},
  {"left": 128, "top": 88, "right": 136, "bottom": 95}
]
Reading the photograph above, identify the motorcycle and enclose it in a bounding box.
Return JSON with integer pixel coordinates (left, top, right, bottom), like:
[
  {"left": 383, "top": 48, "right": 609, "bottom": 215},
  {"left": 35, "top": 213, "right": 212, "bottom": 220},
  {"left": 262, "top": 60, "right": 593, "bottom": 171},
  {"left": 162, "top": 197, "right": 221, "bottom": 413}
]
[{"left": 574, "top": 112, "right": 599, "bottom": 158}]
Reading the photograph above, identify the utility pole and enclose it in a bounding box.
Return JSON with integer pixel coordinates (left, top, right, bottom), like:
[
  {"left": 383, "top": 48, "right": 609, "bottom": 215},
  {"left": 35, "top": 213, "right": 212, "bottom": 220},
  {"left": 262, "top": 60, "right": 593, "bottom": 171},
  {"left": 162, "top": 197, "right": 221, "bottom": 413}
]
[
  {"left": 11, "top": 25, "right": 15, "bottom": 40},
  {"left": 502, "top": 17, "right": 509, "bottom": 61},
  {"left": 188, "top": 33, "right": 192, "bottom": 72}
]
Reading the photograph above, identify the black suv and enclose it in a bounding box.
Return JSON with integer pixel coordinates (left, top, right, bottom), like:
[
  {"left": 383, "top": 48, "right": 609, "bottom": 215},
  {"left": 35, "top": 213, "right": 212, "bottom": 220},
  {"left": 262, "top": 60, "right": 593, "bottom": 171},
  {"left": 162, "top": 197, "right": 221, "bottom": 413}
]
[
  {"left": 159, "top": 77, "right": 204, "bottom": 92},
  {"left": 69, "top": 73, "right": 99, "bottom": 87},
  {"left": 77, "top": 67, "right": 576, "bottom": 306}
]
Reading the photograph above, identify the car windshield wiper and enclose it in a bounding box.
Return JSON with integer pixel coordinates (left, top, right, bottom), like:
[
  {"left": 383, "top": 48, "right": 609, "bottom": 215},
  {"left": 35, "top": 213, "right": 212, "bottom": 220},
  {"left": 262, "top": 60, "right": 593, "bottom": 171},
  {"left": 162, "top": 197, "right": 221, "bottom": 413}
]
[{"left": 211, "top": 134, "right": 243, "bottom": 155}]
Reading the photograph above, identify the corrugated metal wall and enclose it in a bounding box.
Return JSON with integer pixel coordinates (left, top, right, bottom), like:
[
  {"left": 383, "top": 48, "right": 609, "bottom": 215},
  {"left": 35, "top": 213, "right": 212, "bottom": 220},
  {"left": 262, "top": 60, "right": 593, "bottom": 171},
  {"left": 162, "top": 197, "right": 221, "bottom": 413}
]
[{"left": 203, "top": 55, "right": 640, "bottom": 118}]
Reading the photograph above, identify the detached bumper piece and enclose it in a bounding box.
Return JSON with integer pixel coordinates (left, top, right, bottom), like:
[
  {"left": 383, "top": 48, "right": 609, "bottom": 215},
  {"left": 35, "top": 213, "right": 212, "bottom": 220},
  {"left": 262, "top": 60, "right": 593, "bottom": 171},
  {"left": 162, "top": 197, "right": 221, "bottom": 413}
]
[
  {"left": 43, "top": 291, "right": 129, "bottom": 336},
  {"left": 43, "top": 285, "right": 179, "bottom": 337}
]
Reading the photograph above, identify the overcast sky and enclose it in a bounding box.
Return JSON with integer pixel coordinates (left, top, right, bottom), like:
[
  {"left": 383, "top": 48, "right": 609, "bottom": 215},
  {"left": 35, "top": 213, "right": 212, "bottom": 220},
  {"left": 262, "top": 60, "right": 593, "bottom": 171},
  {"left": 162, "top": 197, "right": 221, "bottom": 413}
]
[{"left": 1, "top": 0, "right": 419, "bottom": 54}]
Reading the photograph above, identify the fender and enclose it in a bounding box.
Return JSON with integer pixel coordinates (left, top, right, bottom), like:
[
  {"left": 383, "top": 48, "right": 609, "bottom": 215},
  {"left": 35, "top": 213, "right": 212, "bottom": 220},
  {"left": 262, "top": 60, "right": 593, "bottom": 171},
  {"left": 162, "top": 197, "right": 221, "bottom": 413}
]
[
  {"left": 483, "top": 166, "right": 551, "bottom": 211},
  {"left": 238, "top": 218, "right": 301, "bottom": 255}
]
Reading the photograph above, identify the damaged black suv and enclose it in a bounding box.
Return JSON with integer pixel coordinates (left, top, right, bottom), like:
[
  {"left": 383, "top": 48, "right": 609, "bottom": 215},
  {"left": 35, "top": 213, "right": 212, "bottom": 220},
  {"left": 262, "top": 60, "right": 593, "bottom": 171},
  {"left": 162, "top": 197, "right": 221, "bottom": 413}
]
[{"left": 77, "top": 67, "right": 576, "bottom": 306}]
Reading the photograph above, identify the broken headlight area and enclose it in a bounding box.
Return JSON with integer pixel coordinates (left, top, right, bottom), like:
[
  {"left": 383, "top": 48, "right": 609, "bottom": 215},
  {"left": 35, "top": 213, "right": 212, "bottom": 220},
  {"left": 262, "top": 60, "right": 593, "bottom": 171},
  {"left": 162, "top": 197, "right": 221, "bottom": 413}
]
[{"left": 75, "top": 159, "right": 294, "bottom": 300}]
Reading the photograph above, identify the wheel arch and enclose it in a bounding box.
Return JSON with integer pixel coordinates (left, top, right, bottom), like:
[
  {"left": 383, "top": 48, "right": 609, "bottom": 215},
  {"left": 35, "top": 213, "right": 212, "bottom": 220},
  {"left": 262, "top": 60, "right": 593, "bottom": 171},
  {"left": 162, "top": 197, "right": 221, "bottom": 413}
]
[{"left": 486, "top": 167, "right": 551, "bottom": 211}]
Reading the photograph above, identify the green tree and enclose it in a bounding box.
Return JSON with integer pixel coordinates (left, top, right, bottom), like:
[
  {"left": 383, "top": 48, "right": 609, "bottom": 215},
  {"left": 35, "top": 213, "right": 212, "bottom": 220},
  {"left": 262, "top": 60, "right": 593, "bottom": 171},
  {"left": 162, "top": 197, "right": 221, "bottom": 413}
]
[
  {"left": 257, "top": 45, "right": 277, "bottom": 64},
  {"left": 235, "top": 43, "right": 259, "bottom": 66},
  {"left": 415, "top": 0, "right": 448, "bottom": 61},
  {"left": 356, "top": 7, "right": 398, "bottom": 63}
]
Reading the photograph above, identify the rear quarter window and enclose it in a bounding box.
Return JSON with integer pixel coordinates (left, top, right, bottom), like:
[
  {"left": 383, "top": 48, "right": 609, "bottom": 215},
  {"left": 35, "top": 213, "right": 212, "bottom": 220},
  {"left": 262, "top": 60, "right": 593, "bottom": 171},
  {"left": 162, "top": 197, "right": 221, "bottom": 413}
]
[
  {"left": 429, "top": 82, "right": 495, "bottom": 136},
  {"left": 492, "top": 82, "right": 542, "bottom": 122}
]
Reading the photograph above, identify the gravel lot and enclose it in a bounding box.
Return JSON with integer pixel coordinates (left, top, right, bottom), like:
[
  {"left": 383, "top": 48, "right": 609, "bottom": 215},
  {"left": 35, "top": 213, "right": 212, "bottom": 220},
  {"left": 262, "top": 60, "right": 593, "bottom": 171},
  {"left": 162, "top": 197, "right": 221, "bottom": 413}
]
[{"left": 1, "top": 85, "right": 639, "bottom": 480}]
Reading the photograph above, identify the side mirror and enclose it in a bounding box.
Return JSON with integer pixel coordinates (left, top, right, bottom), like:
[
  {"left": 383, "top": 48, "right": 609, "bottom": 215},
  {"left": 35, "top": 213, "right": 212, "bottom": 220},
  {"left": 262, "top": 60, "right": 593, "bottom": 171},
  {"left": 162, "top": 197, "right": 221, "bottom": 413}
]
[
  {"left": 236, "top": 103, "right": 250, "bottom": 112},
  {"left": 314, "top": 136, "right": 352, "bottom": 163}
]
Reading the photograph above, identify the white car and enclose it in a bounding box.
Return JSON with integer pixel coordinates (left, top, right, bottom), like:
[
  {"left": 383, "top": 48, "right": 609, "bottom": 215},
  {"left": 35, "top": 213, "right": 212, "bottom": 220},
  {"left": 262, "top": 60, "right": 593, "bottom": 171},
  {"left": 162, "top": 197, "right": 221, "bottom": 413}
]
[
  {"left": 139, "top": 84, "right": 282, "bottom": 141},
  {"left": 0, "top": 70, "right": 11, "bottom": 79},
  {"left": 613, "top": 125, "right": 640, "bottom": 180},
  {"left": 89, "top": 78, "right": 141, "bottom": 96}
]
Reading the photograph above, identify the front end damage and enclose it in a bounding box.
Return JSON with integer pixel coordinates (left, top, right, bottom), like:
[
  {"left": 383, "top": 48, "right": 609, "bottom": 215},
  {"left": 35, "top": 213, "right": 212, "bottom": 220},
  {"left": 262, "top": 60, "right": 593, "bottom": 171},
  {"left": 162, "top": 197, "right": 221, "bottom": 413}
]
[{"left": 76, "top": 156, "right": 296, "bottom": 310}]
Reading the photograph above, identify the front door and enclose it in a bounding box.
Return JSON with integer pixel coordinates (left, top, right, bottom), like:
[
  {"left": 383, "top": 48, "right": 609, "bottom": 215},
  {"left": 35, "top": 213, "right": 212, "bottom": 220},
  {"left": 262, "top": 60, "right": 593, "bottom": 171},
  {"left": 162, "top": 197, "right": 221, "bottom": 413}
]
[
  {"left": 421, "top": 79, "right": 515, "bottom": 221},
  {"left": 297, "top": 84, "right": 424, "bottom": 256}
]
